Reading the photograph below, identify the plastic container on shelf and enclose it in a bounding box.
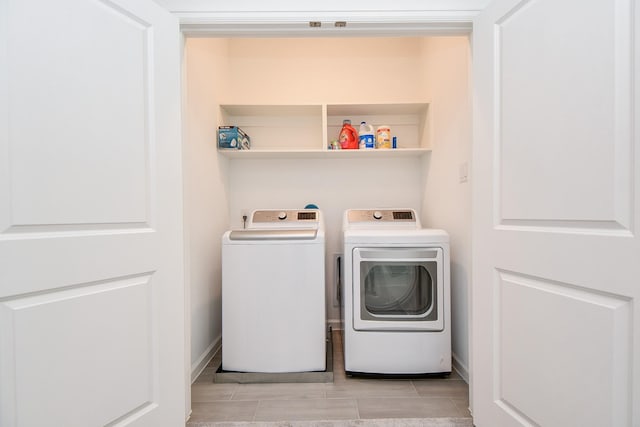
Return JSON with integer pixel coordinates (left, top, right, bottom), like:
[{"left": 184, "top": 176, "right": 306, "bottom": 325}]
[
  {"left": 376, "top": 126, "right": 391, "bottom": 149},
  {"left": 358, "top": 122, "right": 375, "bottom": 149},
  {"left": 339, "top": 119, "right": 359, "bottom": 149}
]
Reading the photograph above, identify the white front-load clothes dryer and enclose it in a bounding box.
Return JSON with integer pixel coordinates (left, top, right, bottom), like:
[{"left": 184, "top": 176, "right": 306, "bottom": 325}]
[
  {"left": 341, "top": 208, "right": 451, "bottom": 375},
  {"left": 222, "top": 209, "right": 326, "bottom": 373}
]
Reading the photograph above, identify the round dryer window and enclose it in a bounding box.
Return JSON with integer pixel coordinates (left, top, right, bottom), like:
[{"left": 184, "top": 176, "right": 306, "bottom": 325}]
[{"left": 360, "top": 261, "right": 438, "bottom": 321}]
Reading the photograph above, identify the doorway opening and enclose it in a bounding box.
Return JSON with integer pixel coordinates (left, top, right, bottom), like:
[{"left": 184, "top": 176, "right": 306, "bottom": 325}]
[{"left": 181, "top": 29, "right": 473, "bottom": 424}]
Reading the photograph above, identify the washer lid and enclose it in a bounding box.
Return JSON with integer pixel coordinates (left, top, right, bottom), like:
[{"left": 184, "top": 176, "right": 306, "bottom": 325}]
[
  {"left": 344, "top": 228, "right": 449, "bottom": 244},
  {"left": 229, "top": 229, "right": 318, "bottom": 240}
]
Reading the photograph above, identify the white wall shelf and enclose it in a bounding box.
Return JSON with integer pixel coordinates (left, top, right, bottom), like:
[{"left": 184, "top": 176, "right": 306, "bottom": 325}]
[
  {"left": 218, "top": 102, "right": 431, "bottom": 156},
  {"left": 217, "top": 147, "right": 431, "bottom": 159}
]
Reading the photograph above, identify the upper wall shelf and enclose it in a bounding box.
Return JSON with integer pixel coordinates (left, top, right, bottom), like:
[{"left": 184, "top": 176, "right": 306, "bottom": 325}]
[{"left": 217, "top": 102, "right": 431, "bottom": 158}]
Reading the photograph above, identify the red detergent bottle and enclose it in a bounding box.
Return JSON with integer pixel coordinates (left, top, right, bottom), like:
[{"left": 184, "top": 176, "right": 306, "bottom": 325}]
[{"left": 339, "top": 119, "right": 359, "bottom": 149}]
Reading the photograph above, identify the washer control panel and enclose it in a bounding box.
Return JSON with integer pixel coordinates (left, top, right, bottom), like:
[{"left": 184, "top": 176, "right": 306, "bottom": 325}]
[
  {"left": 347, "top": 209, "right": 415, "bottom": 223},
  {"left": 252, "top": 209, "right": 319, "bottom": 224}
]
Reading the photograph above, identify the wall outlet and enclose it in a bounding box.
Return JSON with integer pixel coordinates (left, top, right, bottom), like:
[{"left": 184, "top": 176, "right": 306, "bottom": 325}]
[{"left": 459, "top": 162, "right": 468, "bottom": 183}]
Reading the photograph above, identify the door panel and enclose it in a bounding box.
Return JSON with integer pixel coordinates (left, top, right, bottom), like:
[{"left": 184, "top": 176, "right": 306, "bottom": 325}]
[
  {"left": 473, "top": 0, "right": 639, "bottom": 426},
  {"left": 0, "top": 0, "right": 184, "bottom": 426},
  {"left": 1, "top": 275, "right": 154, "bottom": 426},
  {"left": 497, "top": 271, "right": 630, "bottom": 427},
  {"left": 7, "top": 0, "right": 151, "bottom": 226},
  {"left": 496, "top": 0, "right": 632, "bottom": 229}
]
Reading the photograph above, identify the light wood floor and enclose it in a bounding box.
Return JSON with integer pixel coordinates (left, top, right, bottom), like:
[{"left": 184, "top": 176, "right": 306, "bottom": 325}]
[{"left": 188, "top": 330, "right": 471, "bottom": 425}]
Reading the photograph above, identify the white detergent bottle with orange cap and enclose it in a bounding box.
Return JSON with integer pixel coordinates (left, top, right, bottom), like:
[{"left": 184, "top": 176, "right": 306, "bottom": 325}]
[{"left": 339, "top": 119, "right": 359, "bottom": 149}]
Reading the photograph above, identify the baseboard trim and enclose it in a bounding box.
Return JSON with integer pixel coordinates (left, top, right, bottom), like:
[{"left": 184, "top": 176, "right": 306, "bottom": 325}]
[
  {"left": 452, "top": 352, "right": 469, "bottom": 383},
  {"left": 191, "top": 335, "right": 221, "bottom": 384}
]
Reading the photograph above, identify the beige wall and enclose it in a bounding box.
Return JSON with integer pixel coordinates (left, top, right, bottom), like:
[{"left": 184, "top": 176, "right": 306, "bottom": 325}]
[
  {"left": 184, "top": 38, "right": 230, "bottom": 378},
  {"left": 420, "top": 36, "right": 472, "bottom": 379},
  {"left": 224, "top": 37, "right": 431, "bottom": 324},
  {"left": 223, "top": 37, "right": 427, "bottom": 104},
  {"left": 185, "top": 36, "right": 471, "bottom": 379}
]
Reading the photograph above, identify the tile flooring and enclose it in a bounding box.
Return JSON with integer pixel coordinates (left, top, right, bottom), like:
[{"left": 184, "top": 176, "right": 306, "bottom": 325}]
[{"left": 188, "top": 331, "right": 472, "bottom": 426}]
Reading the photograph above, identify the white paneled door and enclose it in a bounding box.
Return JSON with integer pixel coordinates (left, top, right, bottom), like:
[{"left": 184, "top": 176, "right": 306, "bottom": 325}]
[
  {"left": 472, "top": 0, "right": 638, "bottom": 426},
  {"left": 0, "top": 0, "right": 184, "bottom": 426}
]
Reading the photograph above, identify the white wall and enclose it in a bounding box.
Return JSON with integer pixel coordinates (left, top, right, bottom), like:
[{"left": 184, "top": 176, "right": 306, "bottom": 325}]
[
  {"left": 184, "top": 38, "right": 230, "bottom": 379},
  {"left": 420, "top": 37, "right": 472, "bottom": 380}
]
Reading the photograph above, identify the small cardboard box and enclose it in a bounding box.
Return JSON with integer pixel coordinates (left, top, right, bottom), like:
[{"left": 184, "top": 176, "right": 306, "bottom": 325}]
[{"left": 218, "top": 126, "right": 251, "bottom": 150}]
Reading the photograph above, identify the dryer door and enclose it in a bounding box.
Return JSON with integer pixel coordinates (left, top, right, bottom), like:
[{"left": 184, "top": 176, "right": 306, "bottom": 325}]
[{"left": 352, "top": 247, "right": 444, "bottom": 331}]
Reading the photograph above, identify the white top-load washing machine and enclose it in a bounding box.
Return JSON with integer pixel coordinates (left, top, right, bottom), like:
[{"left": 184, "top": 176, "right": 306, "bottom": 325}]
[
  {"left": 222, "top": 209, "right": 326, "bottom": 373},
  {"left": 341, "top": 209, "right": 451, "bottom": 375}
]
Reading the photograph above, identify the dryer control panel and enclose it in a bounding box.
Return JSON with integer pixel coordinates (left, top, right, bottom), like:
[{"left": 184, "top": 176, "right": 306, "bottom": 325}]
[{"left": 347, "top": 209, "right": 416, "bottom": 223}]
